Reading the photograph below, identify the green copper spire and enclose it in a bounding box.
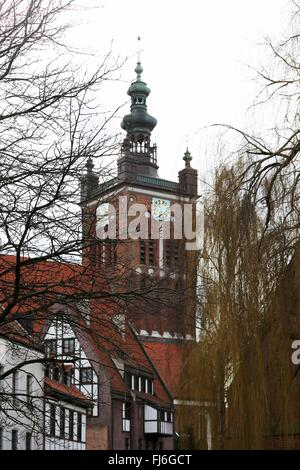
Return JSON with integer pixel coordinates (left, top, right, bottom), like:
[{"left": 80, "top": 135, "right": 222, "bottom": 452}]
[
  {"left": 121, "top": 56, "right": 157, "bottom": 136},
  {"left": 118, "top": 40, "right": 159, "bottom": 179},
  {"left": 135, "top": 61, "right": 143, "bottom": 81}
]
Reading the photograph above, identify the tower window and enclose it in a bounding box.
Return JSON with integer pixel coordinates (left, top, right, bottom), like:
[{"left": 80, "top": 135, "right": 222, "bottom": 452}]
[
  {"left": 134, "top": 97, "right": 145, "bottom": 105},
  {"left": 100, "top": 241, "right": 116, "bottom": 266},
  {"left": 149, "top": 240, "right": 155, "bottom": 265},
  {"left": 165, "top": 239, "right": 179, "bottom": 270},
  {"left": 140, "top": 240, "right": 146, "bottom": 264},
  {"left": 140, "top": 240, "right": 156, "bottom": 265}
]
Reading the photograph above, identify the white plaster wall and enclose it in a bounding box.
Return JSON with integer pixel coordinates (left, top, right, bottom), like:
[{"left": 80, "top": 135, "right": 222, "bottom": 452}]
[{"left": 0, "top": 337, "right": 44, "bottom": 450}]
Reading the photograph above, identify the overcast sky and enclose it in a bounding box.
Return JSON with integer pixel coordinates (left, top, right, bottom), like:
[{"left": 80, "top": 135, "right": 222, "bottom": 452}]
[{"left": 69, "top": 0, "right": 290, "bottom": 183}]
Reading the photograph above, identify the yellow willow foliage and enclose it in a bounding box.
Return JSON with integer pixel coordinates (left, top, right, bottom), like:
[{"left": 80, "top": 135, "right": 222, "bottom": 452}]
[{"left": 178, "top": 165, "right": 300, "bottom": 449}]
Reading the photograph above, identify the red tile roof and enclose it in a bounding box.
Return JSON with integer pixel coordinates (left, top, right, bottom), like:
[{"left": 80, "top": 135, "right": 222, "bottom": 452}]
[
  {"left": 44, "top": 377, "right": 91, "bottom": 406},
  {"left": 0, "top": 319, "right": 42, "bottom": 351},
  {"left": 0, "top": 255, "right": 174, "bottom": 408},
  {"left": 141, "top": 340, "right": 185, "bottom": 397}
]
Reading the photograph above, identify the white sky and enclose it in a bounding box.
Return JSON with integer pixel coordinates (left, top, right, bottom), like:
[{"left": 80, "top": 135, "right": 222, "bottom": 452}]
[{"left": 69, "top": 0, "right": 290, "bottom": 182}]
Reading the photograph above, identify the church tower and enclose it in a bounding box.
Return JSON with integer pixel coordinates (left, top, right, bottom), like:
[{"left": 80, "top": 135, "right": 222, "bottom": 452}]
[{"left": 80, "top": 58, "right": 198, "bottom": 395}]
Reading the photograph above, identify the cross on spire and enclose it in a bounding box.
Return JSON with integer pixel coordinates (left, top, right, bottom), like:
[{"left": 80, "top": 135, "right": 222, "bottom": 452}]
[{"left": 137, "top": 36, "right": 141, "bottom": 62}]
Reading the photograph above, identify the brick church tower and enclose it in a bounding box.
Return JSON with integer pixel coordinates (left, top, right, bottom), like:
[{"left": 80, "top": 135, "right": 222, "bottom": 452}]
[{"left": 80, "top": 59, "right": 198, "bottom": 396}]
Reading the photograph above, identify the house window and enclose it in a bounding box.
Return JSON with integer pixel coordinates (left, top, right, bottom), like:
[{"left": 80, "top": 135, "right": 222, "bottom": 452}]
[
  {"left": 141, "top": 377, "right": 145, "bottom": 393},
  {"left": 124, "top": 372, "right": 132, "bottom": 389},
  {"left": 12, "top": 371, "right": 18, "bottom": 405},
  {"left": 62, "top": 338, "right": 75, "bottom": 355},
  {"left": 122, "top": 402, "right": 131, "bottom": 432},
  {"left": 45, "top": 339, "right": 57, "bottom": 356},
  {"left": 60, "top": 407, "right": 65, "bottom": 438},
  {"left": 11, "top": 430, "right": 18, "bottom": 450},
  {"left": 134, "top": 375, "right": 139, "bottom": 390},
  {"left": 25, "top": 432, "right": 32, "bottom": 450},
  {"left": 45, "top": 365, "right": 52, "bottom": 380},
  {"left": 145, "top": 378, "right": 154, "bottom": 394},
  {"left": 69, "top": 410, "right": 74, "bottom": 441},
  {"left": 53, "top": 366, "right": 60, "bottom": 382},
  {"left": 159, "top": 410, "right": 172, "bottom": 422},
  {"left": 77, "top": 413, "right": 82, "bottom": 442},
  {"left": 62, "top": 370, "right": 72, "bottom": 387},
  {"left": 50, "top": 404, "right": 56, "bottom": 437},
  {"left": 79, "top": 367, "right": 93, "bottom": 385},
  {"left": 0, "top": 364, "right": 3, "bottom": 391},
  {"left": 26, "top": 375, "right": 33, "bottom": 405}
]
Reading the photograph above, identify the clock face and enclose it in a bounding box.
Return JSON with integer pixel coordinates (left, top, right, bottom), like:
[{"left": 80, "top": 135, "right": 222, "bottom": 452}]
[{"left": 152, "top": 197, "right": 171, "bottom": 221}]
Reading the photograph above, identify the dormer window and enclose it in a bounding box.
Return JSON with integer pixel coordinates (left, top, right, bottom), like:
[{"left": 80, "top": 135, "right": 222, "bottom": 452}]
[
  {"left": 125, "top": 371, "right": 154, "bottom": 395},
  {"left": 62, "top": 338, "right": 75, "bottom": 355}
]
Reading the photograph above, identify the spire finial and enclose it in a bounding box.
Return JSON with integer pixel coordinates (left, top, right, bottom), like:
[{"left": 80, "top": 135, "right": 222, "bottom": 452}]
[
  {"left": 86, "top": 156, "right": 94, "bottom": 174},
  {"left": 135, "top": 37, "right": 143, "bottom": 81},
  {"left": 137, "top": 36, "right": 141, "bottom": 62},
  {"left": 183, "top": 147, "right": 192, "bottom": 167}
]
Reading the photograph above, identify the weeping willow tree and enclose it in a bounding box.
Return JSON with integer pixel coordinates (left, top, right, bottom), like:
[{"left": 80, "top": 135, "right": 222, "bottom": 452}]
[{"left": 178, "top": 160, "right": 300, "bottom": 449}]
